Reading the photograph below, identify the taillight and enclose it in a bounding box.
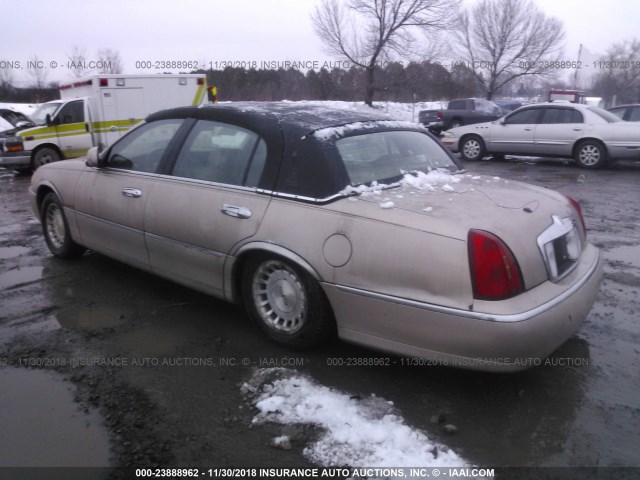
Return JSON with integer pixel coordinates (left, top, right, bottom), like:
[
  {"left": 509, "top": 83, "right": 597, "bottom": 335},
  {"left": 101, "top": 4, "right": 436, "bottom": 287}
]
[
  {"left": 468, "top": 230, "right": 524, "bottom": 301},
  {"left": 565, "top": 196, "right": 586, "bottom": 236},
  {"left": 437, "top": 111, "right": 443, "bottom": 120}
]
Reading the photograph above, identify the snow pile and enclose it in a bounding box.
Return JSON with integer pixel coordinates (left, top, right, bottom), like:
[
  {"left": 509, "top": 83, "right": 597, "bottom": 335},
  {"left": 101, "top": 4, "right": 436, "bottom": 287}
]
[
  {"left": 400, "top": 169, "right": 461, "bottom": 191},
  {"left": 243, "top": 369, "right": 467, "bottom": 470},
  {"left": 341, "top": 169, "right": 462, "bottom": 198}
]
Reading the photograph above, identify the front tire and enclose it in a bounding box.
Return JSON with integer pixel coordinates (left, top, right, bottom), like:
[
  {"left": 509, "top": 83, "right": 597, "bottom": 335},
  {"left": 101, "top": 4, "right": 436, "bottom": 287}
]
[
  {"left": 32, "top": 147, "right": 61, "bottom": 170},
  {"left": 575, "top": 140, "right": 607, "bottom": 169},
  {"left": 241, "top": 255, "right": 335, "bottom": 349},
  {"left": 460, "top": 135, "right": 486, "bottom": 161},
  {"left": 41, "top": 193, "right": 85, "bottom": 258}
]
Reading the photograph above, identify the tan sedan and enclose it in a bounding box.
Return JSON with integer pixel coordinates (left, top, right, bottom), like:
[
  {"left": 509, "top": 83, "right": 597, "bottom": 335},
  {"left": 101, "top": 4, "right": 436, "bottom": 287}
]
[{"left": 29, "top": 103, "right": 603, "bottom": 371}]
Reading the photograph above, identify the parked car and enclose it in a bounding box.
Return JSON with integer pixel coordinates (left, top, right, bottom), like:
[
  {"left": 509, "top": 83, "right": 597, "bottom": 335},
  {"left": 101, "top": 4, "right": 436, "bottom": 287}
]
[
  {"left": 418, "top": 98, "right": 505, "bottom": 135},
  {"left": 29, "top": 102, "right": 603, "bottom": 371},
  {"left": 607, "top": 104, "right": 640, "bottom": 122},
  {"left": 442, "top": 102, "right": 640, "bottom": 169}
]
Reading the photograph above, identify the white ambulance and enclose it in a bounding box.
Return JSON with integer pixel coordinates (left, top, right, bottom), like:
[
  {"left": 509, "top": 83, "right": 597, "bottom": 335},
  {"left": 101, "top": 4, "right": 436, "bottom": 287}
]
[{"left": 0, "top": 74, "right": 207, "bottom": 172}]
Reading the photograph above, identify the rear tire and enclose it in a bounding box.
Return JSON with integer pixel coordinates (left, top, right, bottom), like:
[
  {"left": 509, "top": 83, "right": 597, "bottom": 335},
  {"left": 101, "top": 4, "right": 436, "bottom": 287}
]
[
  {"left": 41, "top": 193, "right": 85, "bottom": 258},
  {"left": 460, "top": 135, "right": 486, "bottom": 161},
  {"left": 241, "top": 254, "right": 335, "bottom": 349},
  {"left": 575, "top": 140, "right": 607, "bottom": 169},
  {"left": 32, "top": 147, "right": 61, "bottom": 170}
]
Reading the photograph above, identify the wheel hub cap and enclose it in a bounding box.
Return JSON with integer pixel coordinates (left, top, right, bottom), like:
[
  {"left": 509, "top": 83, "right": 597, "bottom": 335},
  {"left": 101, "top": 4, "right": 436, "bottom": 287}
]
[
  {"left": 253, "top": 261, "right": 306, "bottom": 333},
  {"left": 46, "top": 205, "right": 65, "bottom": 249}
]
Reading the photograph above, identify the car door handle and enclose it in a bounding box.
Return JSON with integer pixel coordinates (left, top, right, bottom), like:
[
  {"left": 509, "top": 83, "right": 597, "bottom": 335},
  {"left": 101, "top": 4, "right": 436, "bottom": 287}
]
[
  {"left": 572, "top": 127, "right": 582, "bottom": 131},
  {"left": 524, "top": 127, "right": 533, "bottom": 131},
  {"left": 121, "top": 188, "right": 142, "bottom": 198},
  {"left": 221, "top": 204, "right": 252, "bottom": 219}
]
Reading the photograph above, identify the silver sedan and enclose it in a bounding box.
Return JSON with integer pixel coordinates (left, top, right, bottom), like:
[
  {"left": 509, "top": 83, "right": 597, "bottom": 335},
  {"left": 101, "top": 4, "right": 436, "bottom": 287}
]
[
  {"left": 442, "top": 102, "right": 640, "bottom": 169},
  {"left": 29, "top": 102, "right": 603, "bottom": 371}
]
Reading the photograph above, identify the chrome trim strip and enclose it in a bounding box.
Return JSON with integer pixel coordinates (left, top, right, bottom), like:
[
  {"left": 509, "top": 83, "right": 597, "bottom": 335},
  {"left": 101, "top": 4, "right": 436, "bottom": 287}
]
[
  {"left": 74, "top": 210, "right": 142, "bottom": 235},
  {"left": 334, "top": 249, "right": 601, "bottom": 324},
  {"left": 144, "top": 232, "right": 225, "bottom": 257},
  {"left": 260, "top": 189, "right": 347, "bottom": 204},
  {"left": 100, "top": 168, "right": 260, "bottom": 193},
  {"left": 234, "top": 241, "right": 320, "bottom": 281}
]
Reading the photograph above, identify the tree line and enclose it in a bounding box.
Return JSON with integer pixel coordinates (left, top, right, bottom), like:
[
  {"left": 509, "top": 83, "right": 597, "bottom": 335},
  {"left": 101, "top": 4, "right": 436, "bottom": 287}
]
[{"left": 199, "top": 61, "right": 480, "bottom": 103}]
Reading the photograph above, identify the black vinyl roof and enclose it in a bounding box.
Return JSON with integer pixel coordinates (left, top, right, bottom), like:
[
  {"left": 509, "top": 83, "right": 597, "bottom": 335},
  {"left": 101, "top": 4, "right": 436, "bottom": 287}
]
[
  {"left": 146, "top": 102, "right": 433, "bottom": 202},
  {"left": 148, "top": 101, "right": 395, "bottom": 135}
]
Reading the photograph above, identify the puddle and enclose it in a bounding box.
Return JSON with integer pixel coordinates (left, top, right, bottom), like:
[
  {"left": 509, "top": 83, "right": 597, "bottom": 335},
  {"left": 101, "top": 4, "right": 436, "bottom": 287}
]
[
  {"left": 0, "top": 367, "right": 112, "bottom": 467},
  {"left": 56, "top": 305, "right": 133, "bottom": 330},
  {"left": 0, "top": 246, "right": 30, "bottom": 260},
  {"left": 0, "top": 266, "right": 43, "bottom": 289}
]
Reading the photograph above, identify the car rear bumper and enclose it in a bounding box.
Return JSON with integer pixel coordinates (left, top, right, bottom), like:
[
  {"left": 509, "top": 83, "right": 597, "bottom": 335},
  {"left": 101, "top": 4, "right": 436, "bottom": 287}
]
[
  {"left": 0, "top": 152, "right": 31, "bottom": 168},
  {"left": 324, "top": 244, "right": 603, "bottom": 372}
]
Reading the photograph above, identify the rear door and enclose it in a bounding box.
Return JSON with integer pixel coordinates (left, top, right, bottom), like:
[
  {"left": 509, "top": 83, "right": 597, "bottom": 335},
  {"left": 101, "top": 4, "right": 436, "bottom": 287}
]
[
  {"left": 144, "top": 119, "right": 271, "bottom": 297},
  {"left": 74, "top": 118, "right": 186, "bottom": 270},
  {"left": 533, "top": 107, "right": 585, "bottom": 156},
  {"left": 99, "top": 88, "right": 145, "bottom": 146}
]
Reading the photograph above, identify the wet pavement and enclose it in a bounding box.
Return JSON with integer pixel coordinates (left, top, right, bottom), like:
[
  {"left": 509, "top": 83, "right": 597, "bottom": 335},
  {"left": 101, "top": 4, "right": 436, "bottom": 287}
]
[{"left": 0, "top": 157, "right": 639, "bottom": 478}]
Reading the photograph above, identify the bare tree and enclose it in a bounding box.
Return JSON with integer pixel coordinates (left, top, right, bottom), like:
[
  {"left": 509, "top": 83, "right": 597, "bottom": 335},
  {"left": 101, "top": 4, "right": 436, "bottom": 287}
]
[
  {"left": 312, "top": 0, "right": 459, "bottom": 105},
  {"left": 591, "top": 38, "right": 640, "bottom": 106},
  {"left": 97, "top": 48, "right": 123, "bottom": 74},
  {"left": 67, "top": 45, "right": 90, "bottom": 78},
  {"left": 452, "top": 0, "right": 564, "bottom": 100},
  {"left": 26, "top": 55, "right": 49, "bottom": 89}
]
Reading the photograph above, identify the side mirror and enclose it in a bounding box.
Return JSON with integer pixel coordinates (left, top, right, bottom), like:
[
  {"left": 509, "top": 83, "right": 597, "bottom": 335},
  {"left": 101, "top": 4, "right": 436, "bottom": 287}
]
[
  {"left": 86, "top": 146, "right": 100, "bottom": 167},
  {"left": 45, "top": 114, "right": 53, "bottom": 126}
]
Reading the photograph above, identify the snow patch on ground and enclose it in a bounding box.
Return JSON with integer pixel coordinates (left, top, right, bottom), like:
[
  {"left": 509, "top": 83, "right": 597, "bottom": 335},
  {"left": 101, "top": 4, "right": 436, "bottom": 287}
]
[{"left": 242, "top": 368, "right": 467, "bottom": 470}]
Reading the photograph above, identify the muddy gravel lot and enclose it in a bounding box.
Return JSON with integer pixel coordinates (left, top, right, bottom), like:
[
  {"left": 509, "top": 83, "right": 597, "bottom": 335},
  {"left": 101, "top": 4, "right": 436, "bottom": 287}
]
[{"left": 0, "top": 157, "right": 639, "bottom": 479}]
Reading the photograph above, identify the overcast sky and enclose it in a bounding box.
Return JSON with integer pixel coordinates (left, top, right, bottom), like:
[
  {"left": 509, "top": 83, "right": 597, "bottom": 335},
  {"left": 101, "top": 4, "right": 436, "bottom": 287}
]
[{"left": 1, "top": 0, "right": 638, "bottom": 87}]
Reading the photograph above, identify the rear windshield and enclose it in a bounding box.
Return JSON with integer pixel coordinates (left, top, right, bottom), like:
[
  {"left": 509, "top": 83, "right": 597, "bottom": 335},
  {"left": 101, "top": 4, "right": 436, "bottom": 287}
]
[
  {"left": 589, "top": 107, "right": 622, "bottom": 123},
  {"left": 336, "top": 130, "right": 458, "bottom": 185}
]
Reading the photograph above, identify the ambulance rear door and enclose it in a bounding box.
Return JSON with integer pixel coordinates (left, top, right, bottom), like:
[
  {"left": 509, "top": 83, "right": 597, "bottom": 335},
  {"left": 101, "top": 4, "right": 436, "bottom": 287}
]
[{"left": 99, "top": 88, "right": 146, "bottom": 147}]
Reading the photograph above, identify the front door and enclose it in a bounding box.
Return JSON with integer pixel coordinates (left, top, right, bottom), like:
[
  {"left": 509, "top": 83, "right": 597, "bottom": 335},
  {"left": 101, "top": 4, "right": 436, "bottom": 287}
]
[
  {"left": 53, "top": 100, "right": 92, "bottom": 158},
  {"left": 74, "top": 118, "right": 186, "bottom": 270},
  {"left": 488, "top": 107, "right": 542, "bottom": 155}
]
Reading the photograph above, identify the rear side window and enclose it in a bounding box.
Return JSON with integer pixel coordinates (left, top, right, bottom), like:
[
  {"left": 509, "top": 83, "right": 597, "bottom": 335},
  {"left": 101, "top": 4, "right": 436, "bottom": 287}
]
[
  {"left": 448, "top": 100, "right": 466, "bottom": 110},
  {"left": 629, "top": 107, "right": 640, "bottom": 122},
  {"left": 171, "top": 120, "right": 266, "bottom": 187},
  {"left": 539, "top": 108, "right": 583, "bottom": 124},
  {"left": 505, "top": 108, "right": 541, "bottom": 125},
  {"left": 107, "top": 119, "right": 183, "bottom": 172},
  {"left": 608, "top": 107, "right": 625, "bottom": 119}
]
